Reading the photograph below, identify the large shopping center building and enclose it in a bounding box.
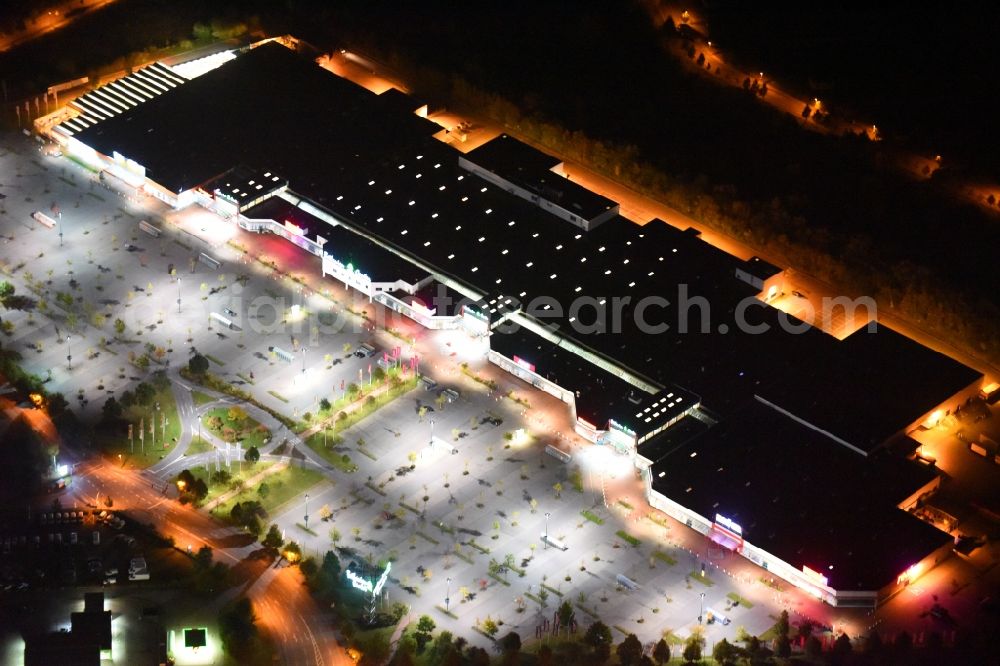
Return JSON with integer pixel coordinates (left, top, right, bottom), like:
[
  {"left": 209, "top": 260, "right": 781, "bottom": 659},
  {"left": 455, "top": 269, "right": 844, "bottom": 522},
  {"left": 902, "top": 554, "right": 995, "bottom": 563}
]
[{"left": 39, "top": 40, "right": 986, "bottom": 608}]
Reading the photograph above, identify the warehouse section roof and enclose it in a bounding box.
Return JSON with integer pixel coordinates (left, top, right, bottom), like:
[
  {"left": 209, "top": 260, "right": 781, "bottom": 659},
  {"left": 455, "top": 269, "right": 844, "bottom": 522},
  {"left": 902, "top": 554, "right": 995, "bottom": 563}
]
[
  {"left": 757, "top": 323, "right": 983, "bottom": 454},
  {"left": 650, "top": 401, "right": 950, "bottom": 591},
  {"left": 56, "top": 62, "right": 187, "bottom": 136},
  {"left": 461, "top": 133, "right": 618, "bottom": 222},
  {"left": 74, "top": 42, "right": 438, "bottom": 193}
]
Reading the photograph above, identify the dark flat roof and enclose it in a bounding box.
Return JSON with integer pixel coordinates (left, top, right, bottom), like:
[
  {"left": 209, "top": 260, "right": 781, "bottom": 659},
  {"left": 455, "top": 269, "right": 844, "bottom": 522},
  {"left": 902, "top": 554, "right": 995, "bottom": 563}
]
[
  {"left": 377, "top": 87, "right": 426, "bottom": 116},
  {"left": 462, "top": 134, "right": 618, "bottom": 220},
  {"left": 651, "top": 401, "right": 950, "bottom": 591},
  {"left": 243, "top": 196, "right": 427, "bottom": 285},
  {"left": 637, "top": 414, "right": 709, "bottom": 462},
  {"left": 204, "top": 165, "right": 286, "bottom": 207},
  {"left": 26, "top": 632, "right": 99, "bottom": 666},
  {"left": 75, "top": 42, "right": 438, "bottom": 193},
  {"left": 71, "top": 611, "right": 112, "bottom": 650},
  {"left": 489, "top": 325, "right": 650, "bottom": 428},
  {"left": 739, "top": 255, "right": 782, "bottom": 280},
  {"left": 757, "top": 323, "right": 983, "bottom": 453}
]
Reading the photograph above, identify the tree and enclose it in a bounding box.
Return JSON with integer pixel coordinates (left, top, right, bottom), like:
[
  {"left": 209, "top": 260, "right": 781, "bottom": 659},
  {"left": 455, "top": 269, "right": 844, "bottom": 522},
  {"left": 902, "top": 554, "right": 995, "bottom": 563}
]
[
  {"left": 584, "top": 621, "right": 613, "bottom": 651},
  {"left": 47, "top": 392, "right": 69, "bottom": 416},
  {"left": 284, "top": 541, "right": 302, "bottom": 562},
  {"left": 257, "top": 482, "right": 270, "bottom": 499},
  {"left": 682, "top": 634, "right": 703, "bottom": 663},
  {"left": 712, "top": 638, "right": 736, "bottom": 664},
  {"left": 499, "top": 631, "right": 521, "bottom": 655},
  {"left": 133, "top": 381, "right": 155, "bottom": 405},
  {"left": 218, "top": 597, "right": 258, "bottom": 660},
  {"left": 481, "top": 616, "right": 499, "bottom": 637},
  {"left": 244, "top": 446, "right": 260, "bottom": 463},
  {"left": 194, "top": 545, "right": 213, "bottom": 569},
  {"left": 557, "top": 600, "right": 575, "bottom": 629},
  {"left": 775, "top": 634, "right": 791, "bottom": 658},
  {"left": 553, "top": 481, "right": 563, "bottom": 498},
  {"left": 227, "top": 406, "right": 248, "bottom": 424},
  {"left": 319, "top": 397, "right": 331, "bottom": 412},
  {"left": 798, "top": 619, "right": 814, "bottom": 642},
  {"left": 831, "top": 633, "right": 853, "bottom": 663},
  {"left": 190, "top": 478, "right": 208, "bottom": 501},
  {"left": 114, "top": 318, "right": 126, "bottom": 336},
  {"left": 652, "top": 638, "right": 670, "bottom": 665},
  {"left": 188, "top": 353, "right": 209, "bottom": 375},
  {"left": 537, "top": 644, "right": 554, "bottom": 666},
  {"left": 101, "top": 396, "right": 122, "bottom": 421},
  {"left": 300, "top": 557, "right": 318, "bottom": 579},
  {"left": 616, "top": 634, "right": 643, "bottom": 666},
  {"left": 262, "top": 524, "right": 284, "bottom": 550},
  {"left": 466, "top": 646, "right": 490, "bottom": 666},
  {"left": 805, "top": 635, "right": 822, "bottom": 658},
  {"left": 119, "top": 389, "right": 135, "bottom": 407},
  {"left": 413, "top": 614, "right": 436, "bottom": 652},
  {"left": 429, "top": 630, "right": 455, "bottom": 663},
  {"left": 777, "top": 609, "right": 790, "bottom": 639},
  {"left": 330, "top": 528, "right": 341, "bottom": 545},
  {"left": 372, "top": 366, "right": 386, "bottom": 383}
]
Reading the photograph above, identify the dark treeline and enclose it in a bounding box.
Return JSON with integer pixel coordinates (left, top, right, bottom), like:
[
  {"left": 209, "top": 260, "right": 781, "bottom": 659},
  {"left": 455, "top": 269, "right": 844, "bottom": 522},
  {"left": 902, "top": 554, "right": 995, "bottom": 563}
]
[
  {"left": 697, "top": 0, "right": 1000, "bottom": 177},
  {"left": 0, "top": 0, "right": 996, "bottom": 366}
]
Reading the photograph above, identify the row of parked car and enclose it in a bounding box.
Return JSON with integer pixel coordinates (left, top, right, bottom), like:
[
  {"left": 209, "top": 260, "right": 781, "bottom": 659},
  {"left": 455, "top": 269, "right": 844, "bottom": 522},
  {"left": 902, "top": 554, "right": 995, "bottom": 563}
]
[{"left": 38, "top": 511, "right": 85, "bottom": 525}]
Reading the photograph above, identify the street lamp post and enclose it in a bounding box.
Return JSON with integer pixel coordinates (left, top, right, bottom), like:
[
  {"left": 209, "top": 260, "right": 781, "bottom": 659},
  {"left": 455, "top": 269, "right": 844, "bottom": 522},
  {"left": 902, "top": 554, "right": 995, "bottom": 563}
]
[
  {"left": 429, "top": 418, "right": 434, "bottom": 445},
  {"left": 176, "top": 277, "right": 182, "bottom": 313},
  {"left": 699, "top": 592, "right": 705, "bottom": 624},
  {"left": 301, "top": 348, "right": 307, "bottom": 374},
  {"left": 66, "top": 335, "right": 72, "bottom": 370},
  {"left": 544, "top": 511, "right": 550, "bottom": 549},
  {"left": 446, "top": 576, "right": 451, "bottom": 612},
  {"left": 304, "top": 492, "right": 310, "bottom": 528}
]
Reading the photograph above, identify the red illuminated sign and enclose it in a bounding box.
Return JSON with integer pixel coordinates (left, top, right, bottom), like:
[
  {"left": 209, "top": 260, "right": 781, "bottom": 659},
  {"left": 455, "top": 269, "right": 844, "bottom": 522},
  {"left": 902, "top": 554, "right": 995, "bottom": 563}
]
[{"left": 512, "top": 355, "right": 536, "bottom": 373}]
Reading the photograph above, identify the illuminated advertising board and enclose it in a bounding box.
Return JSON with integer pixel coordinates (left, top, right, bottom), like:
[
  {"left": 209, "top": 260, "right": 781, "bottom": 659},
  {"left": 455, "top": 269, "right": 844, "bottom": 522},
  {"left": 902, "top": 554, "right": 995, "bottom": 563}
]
[
  {"left": 512, "top": 355, "right": 536, "bottom": 373},
  {"left": 714, "top": 513, "right": 743, "bottom": 536},
  {"left": 346, "top": 561, "right": 392, "bottom": 595},
  {"left": 608, "top": 419, "right": 636, "bottom": 437}
]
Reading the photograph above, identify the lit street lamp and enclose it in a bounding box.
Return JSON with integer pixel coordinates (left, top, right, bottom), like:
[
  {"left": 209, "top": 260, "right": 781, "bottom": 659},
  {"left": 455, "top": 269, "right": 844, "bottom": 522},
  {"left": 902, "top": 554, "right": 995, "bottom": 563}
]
[
  {"left": 544, "top": 511, "right": 550, "bottom": 549},
  {"left": 699, "top": 592, "right": 706, "bottom": 623},
  {"left": 301, "top": 347, "right": 308, "bottom": 374},
  {"left": 66, "top": 335, "right": 72, "bottom": 370},
  {"left": 429, "top": 418, "right": 434, "bottom": 445},
  {"left": 446, "top": 576, "right": 451, "bottom": 612},
  {"left": 176, "top": 276, "right": 182, "bottom": 313},
  {"left": 304, "top": 492, "right": 310, "bottom": 528}
]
